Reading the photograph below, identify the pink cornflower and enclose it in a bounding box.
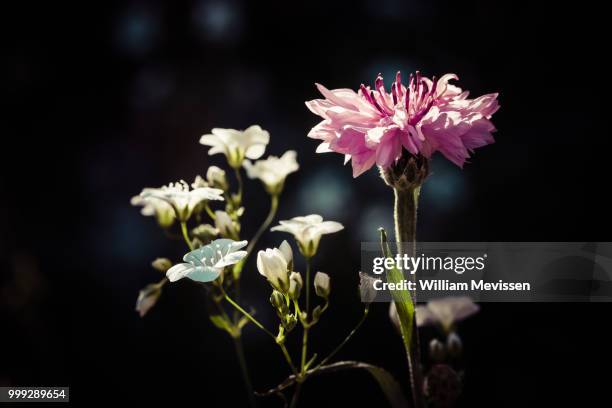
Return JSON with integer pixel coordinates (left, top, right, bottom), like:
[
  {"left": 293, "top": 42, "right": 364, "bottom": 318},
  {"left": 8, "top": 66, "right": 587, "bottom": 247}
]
[{"left": 305, "top": 72, "right": 499, "bottom": 177}]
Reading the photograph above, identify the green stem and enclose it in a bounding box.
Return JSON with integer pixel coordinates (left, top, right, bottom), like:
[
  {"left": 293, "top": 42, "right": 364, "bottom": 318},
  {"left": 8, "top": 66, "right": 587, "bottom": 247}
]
[
  {"left": 317, "top": 306, "right": 369, "bottom": 367},
  {"left": 233, "top": 336, "right": 257, "bottom": 408},
  {"left": 393, "top": 186, "right": 425, "bottom": 408},
  {"left": 304, "top": 258, "right": 312, "bottom": 316},
  {"left": 246, "top": 194, "right": 279, "bottom": 258},
  {"left": 233, "top": 194, "right": 279, "bottom": 279},
  {"left": 222, "top": 289, "right": 276, "bottom": 339},
  {"left": 203, "top": 202, "right": 216, "bottom": 220},
  {"left": 180, "top": 221, "right": 194, "bottom": 251},
  {"left": 234, "top": 167, "right": 244, "bottom": 203},
  {"left": 280, "top": 343, "right": 299, "bottom": 375},
  {"left": 301, "top": 258, "right": 312, "bottom": 372},
  {"left": 301, "top": 326, "right": 309, "bottom": 373}
]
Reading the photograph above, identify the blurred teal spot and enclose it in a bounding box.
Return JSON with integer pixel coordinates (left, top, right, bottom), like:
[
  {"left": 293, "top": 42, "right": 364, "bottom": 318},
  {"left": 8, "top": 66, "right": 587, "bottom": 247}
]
[
  {"left": 421, "top": 157, "right": 469, "bottom": 212},
  {"left": 297, "top": 168, "right": 353, "bottom": 220}
]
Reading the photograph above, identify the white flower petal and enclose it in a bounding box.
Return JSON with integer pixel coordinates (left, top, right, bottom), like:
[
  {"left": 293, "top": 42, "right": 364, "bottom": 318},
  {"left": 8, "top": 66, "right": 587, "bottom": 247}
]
[{"left": 166, "top": 263, "right": 193, "bottom": 282}]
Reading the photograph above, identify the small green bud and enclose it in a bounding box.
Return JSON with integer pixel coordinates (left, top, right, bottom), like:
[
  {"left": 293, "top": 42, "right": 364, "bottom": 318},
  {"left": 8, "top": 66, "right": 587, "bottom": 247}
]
[
  {"left": 288, "top": 272, "right": 302, "bottom": 300},
  {"left": 151, "top": 258, "right": 172, "bottom": 273},
  {"left": 314, "top": 272, "right": 330, "bottom": 299},
  {"left": 282, "top": 314, "right": 297, "bottom": 332},
  {"left": 270, "top": 290, "right": 286, "bottom": 313},
  {"left": 429, "top": 338, "right": 446, "bottom": 363},
  {"left": 446, "top": 332, "right": 463, "bottom": 358}
]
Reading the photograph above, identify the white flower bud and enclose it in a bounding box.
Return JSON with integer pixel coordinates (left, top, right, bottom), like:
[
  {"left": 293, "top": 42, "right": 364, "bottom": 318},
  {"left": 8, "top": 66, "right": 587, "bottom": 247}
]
[
  {"left": 314, "top": 272, "right": 330, "bottom": 299},
  {"left": 359, "top": 272, "right": 378, "bottom": 303},
  {"left": 446, "top": 332, "right": 463, "bottom": 358},
  {"left": 191, "top": 224, "right": 219, "bottom": 243},
  {"left": 206, "top": 166, "right": 228, "bottom": 190},
  {"left": 429, "top": 338, "right": 446, "bottom": 362},
  {"left": 288, "top": 272, "right": 303, "bottom": 300},
  {"left": 215, "top": 211, "right": 238, "bottom": 239},
  {"left": 257, "top": 248, "right": 290, "bottom": 293},
  {"left": 279, "top": 240, "right": 294, "bottom": 271},
  {"left": 151, "top": 258, "right": 172, "bottom": 273}
]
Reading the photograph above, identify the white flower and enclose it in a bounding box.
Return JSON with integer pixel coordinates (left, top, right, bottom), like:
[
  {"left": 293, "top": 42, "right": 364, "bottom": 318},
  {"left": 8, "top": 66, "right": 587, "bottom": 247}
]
[
  {"left": 243, "top": 150, "right": 299, "bottom": 194},
  {"left": 139, "top": 180, "right": 224, "bottom": 221},
  {"left": 199, "top": 125, "right": 270, "bottom": 168},
  {"left": 166, "top": 239, "right": 247, "bottom": 283},
  {"left": 130, "top": 195, "right": 176, "bottom": 228},
  {"left": 416, "top": 296, "right": 479, "bottom": 332},
  {"left": 206, "top": 166, "right": 228, "bottom": 190},
  {"left": 257, "top": 246, "right": 292, "bottom": 292},
  {"left": 389, "top": 297, "right": 479, "bottom": 334},
  {"left": 271, "top": 215, "right": 344, "bottom": 257},
  {"left": 314, "top": 272, "right": 331, "bottom": 298},
  {"left": 215, "top": 210, "right": 239, "bottom": 239}
]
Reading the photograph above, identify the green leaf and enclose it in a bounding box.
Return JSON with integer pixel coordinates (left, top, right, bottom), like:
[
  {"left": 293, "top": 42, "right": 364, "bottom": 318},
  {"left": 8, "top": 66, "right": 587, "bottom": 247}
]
[
  {"left": 379, "top": 228, "right": 415, "bottom": 356},
  {"left": 256, "top": 360, "right": 409, "bottom": 408},
  {"left": 360, "top": 363, "right": 411, "bottom": 408}
]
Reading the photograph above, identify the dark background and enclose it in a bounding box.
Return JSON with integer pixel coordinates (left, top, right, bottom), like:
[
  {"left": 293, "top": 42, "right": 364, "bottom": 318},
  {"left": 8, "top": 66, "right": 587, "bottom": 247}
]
[{"left": 2, "top": 0, "right": 610, "bottom": 406}]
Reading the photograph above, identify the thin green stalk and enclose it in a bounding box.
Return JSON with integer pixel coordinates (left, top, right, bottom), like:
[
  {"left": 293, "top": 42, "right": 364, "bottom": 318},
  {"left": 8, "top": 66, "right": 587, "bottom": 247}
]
[
  {"left": 234, "top": 167, "right": 244, "bottom": 202},
  {"left": 280, "top": 343, "right": 299, "bottom": 375},
  {"left": 203, "top": 202, "right": 216, "bottom": 220},
  {"left": 317, "top": 306, "right": 369, "bottom": 367},
  {"left": 233, "top": 336, "right": 257, "bottom": 408},
  {"left": 233, "top": 194, "right": 279, "bottom": 279},
  {"left": 222, "top": 289, "right": 276, "bottom": 339},
  {"left": 180, "top": 221, "right": 194, "bottom": 251},
  {"left": 301, "top": 258, "right": 312, "bottom": 372},
  {"left": 246, "top": 194, "right": 279, "bottom": 258},
  {"left": 304, "top": 257, "right": 312, "bottom": 315}
]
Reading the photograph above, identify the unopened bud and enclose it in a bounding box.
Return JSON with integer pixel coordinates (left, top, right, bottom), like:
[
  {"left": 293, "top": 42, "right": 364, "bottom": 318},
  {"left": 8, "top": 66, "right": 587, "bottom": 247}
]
[
  {"left": 191, "top": 224, "right": 219, "bottom": 243},
  {"left": 279, "top": 240, "right": 294, "bottom": 271},
  {"left": 288, "top": 272, "right": 302, "bottom": 300},
  {"left": 283, "top": 314, "right": 297, "bottom": 332},
  {"left": 446, "top": 332, "right": 463, "bottom": 358},
  {"left": 429, "top": 338, "right": 446, "bottom": 363},
  {"left": 151, "top": 258, "right": 172, "bottom": 273},
  {"left": 206, "top": 166, "right": 228, "bottom": 190},
  {"left": 359, "top": 272, "right": 378, "bottom": 303},
  {"left": 314, "top": 272, "right": 330, "bottom": 299},
  {"left": 135, "top": 283, "right": 163, "bottom": 317},
  {"left": 270, "top": 290, "right": 287, "bottom": 314}
]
